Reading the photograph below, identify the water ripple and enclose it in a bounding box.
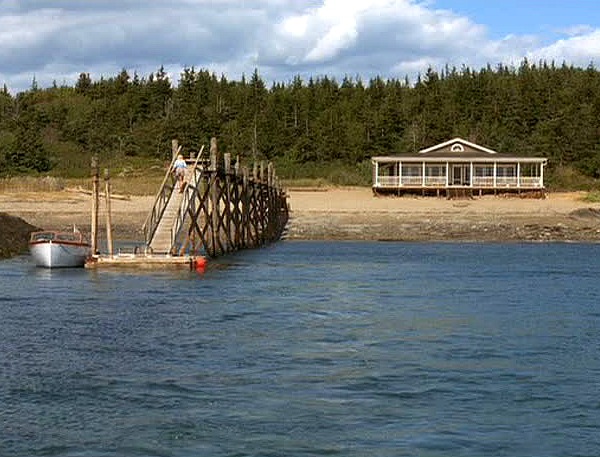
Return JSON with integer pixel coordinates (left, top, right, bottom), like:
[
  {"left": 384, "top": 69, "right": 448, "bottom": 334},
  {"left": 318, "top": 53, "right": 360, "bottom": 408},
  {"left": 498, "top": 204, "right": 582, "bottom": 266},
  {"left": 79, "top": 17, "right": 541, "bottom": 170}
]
[{"left": 2, "top": 243, "right": 600, "bottom": 456}]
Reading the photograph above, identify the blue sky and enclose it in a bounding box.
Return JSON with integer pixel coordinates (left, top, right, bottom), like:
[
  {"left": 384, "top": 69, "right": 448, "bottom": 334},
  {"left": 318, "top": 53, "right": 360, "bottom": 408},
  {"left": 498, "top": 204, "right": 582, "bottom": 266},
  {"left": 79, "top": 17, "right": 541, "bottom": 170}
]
[
  {"left": 433, "top": 0, "right": 600, "bottom": 40},
  {"left": 0, "top": 0, "right": 599, "bottom": 94}
]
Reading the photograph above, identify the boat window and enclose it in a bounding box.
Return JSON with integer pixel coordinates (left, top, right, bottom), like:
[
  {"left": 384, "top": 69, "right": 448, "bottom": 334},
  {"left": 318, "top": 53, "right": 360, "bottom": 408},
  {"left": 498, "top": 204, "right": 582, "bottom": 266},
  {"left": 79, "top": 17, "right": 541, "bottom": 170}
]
[
  {"left": 32, "top": 232, "right": 55, "bottom": 241},
  {"left": 56, "top": 233, "right": 79, "bottom": 241}
]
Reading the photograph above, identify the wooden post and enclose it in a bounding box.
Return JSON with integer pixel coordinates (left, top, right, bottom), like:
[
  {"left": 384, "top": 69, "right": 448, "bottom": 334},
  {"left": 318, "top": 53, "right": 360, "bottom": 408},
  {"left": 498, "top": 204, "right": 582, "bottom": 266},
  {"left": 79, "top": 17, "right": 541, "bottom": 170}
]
[
  {"left": 259, "top": 160, "right": 267, "bottom": 244},
  {"left": 104, "top": 168, "right": 114, "bottom": 257},
  {"left": 91, "top": 155, "right": 99, "bottom": 254},
  {"left": 172, "top": 139, "right": 179, "bottom": 159},
  {"left": 210, "top": 139, "right": 220, "bottom": 256},
  {"left": 210, "top": 137, "right": 219, "bottom": 168},
  {"left": 233, "top": 157, "right": 241, "bottom": 247},
  {"left": 242, "top": 166, "right": 249, "bottom": 248},
  {"left": 251, "top": 162, "right": 259, "bottom": 247},
  {"left": 224, "top": 152, "right": 232, "bottom": 253},
  {"left": 260, "top": 161, "right": 266, "bottom": 184},
  {"left": 267, "top": 162, "right": 274, "bottom": 241},
  {"left": 268, "top": 162, "right": 274, "bottom": 187}
]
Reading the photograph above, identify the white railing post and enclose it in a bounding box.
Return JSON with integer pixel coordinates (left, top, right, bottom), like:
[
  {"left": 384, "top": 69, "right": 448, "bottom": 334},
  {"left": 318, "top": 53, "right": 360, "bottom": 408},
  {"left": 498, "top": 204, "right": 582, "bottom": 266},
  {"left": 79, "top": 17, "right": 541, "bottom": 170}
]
[
  {"left": 445, "top": 162, "right": 449, "bottom": 187},
  {"left": 373, "top": 161, "right": 378, "bottom": 187},
  {"left": 470, "top": 162, "right": 473, "bottom": 187},
  {"left": 493, "top": 162, "right": 497, "bottom": 188},
  {"left": 399, "top": 161, "right": 403, "bottom": 187}
]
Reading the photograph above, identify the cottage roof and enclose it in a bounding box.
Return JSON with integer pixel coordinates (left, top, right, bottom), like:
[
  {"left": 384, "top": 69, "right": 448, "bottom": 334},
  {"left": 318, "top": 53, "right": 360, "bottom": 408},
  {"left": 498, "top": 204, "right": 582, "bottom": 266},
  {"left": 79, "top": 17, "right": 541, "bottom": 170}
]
[
  {"left": 372, "top": 137, "right": 547, "bottom": 163},
  {"left": 418, "top": 137, "right": 497, "bottom": 157}
]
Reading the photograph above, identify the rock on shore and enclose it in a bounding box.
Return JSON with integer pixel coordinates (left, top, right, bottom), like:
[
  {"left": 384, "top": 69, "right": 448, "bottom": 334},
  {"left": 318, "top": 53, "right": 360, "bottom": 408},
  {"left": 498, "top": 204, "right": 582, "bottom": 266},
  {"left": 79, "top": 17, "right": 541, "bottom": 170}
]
[{"left": 0, "top": 213, "right": 39, "bottom": 259}]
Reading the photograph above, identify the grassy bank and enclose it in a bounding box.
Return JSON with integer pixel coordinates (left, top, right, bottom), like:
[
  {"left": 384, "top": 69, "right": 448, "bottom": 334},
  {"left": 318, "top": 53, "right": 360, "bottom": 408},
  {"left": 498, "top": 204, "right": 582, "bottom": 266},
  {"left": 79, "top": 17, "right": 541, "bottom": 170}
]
[
  {"left": 0, "top": 174, "right": 166, "bottom": 196},
  {"left": 2, "top": 164, "right": 599, "bottom": 197}
]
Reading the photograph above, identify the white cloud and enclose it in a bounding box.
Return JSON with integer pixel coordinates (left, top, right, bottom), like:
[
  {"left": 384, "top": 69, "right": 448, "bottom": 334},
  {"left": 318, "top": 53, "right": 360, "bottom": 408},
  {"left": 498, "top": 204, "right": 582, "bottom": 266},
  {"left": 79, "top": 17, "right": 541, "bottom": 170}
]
[
  {"left": 556, "top": 24, "right": 594, "bottom": 37},
  {"left": 528, "top": 30, "right": 600, "bottom": 66},
  {"left": 305, "top": 19, "right": 358, "bottom": 63},
  {"left": 0, "top": 0, "right": 599, "bottom": 93}
]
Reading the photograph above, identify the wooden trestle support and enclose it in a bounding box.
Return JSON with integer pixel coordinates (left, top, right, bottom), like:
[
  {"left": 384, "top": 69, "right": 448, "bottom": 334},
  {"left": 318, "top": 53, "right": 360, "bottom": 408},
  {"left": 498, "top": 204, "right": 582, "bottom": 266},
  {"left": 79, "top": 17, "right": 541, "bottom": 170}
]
[{"left": 143, "top": 137, "right": 289, "bottom": 259}]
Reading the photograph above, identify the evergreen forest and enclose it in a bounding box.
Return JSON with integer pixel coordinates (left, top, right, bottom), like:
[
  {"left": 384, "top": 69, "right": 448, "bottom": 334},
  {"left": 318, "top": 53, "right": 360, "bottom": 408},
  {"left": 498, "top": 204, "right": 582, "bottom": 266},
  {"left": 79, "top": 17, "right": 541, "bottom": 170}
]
[{"left": 1, "top": 60, "right": 600, "bottom": 188}]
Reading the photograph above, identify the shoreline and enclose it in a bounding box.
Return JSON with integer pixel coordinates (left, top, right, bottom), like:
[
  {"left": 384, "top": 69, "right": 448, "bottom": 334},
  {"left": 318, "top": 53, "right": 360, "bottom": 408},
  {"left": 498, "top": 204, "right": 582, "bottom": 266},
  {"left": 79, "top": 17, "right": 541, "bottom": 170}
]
[
  {"left": 285, "top": 188, "right": 600, "bottom": 242},
  {"left": 2, "top": 188, "right": 600, "bottom": 245}
]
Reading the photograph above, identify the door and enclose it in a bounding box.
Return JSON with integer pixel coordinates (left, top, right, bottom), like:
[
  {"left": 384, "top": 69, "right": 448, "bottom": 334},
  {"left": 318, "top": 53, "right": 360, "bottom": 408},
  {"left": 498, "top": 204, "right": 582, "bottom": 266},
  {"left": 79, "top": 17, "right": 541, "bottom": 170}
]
[{"left": 451, "top": 165, "right": 470, "bottom": 186}]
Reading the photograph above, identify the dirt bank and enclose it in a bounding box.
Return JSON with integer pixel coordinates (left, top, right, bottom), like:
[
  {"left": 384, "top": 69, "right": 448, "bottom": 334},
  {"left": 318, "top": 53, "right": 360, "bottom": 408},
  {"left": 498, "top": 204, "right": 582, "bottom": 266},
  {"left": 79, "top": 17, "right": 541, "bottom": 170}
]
[{"left": 0, "top": 213, "right": 40, "bottom": 258}]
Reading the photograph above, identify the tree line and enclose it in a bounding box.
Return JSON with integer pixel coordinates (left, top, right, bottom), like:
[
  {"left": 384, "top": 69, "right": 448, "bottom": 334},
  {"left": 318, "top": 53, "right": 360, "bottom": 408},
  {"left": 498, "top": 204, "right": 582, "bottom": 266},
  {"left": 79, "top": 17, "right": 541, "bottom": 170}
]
[{"left": 1, "top": 60, "right": 600, "bottom": 184}]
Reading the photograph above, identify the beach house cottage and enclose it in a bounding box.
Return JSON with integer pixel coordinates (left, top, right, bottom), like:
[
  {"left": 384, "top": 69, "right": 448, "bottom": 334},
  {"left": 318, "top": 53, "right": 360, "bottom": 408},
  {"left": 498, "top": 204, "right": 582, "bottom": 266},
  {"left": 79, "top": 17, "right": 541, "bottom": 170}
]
[{"left": 371, "top": 138, "right": 547, "bottom": 197}]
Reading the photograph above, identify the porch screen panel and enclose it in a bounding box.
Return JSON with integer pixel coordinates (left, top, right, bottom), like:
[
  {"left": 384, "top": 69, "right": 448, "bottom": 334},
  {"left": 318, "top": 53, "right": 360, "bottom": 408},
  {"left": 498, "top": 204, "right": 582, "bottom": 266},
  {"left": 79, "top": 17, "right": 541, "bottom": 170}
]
[
  {"left": 425, "top": 163, "right": 446, "bottom": 186},
  {"left": 377, "top": 162, "right": 400, "bottom": 187},
  {"left": 520, "top": 163, "right": 542, "bottom": 187},
  {"left": 402, "top": 164, "right": 422, "bottom": 186},
  {"left": 473, "top": 164, "right": 494, "bottom": 187},
  {"left": 497, "top": 164, "right": 518, "bottom": 187}
]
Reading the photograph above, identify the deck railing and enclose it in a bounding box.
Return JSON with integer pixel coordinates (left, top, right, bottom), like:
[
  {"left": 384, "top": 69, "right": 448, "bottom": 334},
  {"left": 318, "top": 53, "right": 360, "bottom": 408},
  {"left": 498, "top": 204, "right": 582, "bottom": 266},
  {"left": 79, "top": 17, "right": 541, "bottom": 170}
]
[
  {"left": 471, "top": 177, "right": 495, "bottom": 187},
  {"left": 377, "top": 176, "right": 401, "bottom": 187},
  {"left": 400, "top": 176, "right": 423, "bottom": 186},
  {"left": 376, "top": 174, "right": 543, "bottom": 188},
  {"left": 424, "top": 176, "right": 446, "bottom": 186},
  {"left": 519, "top": 177, "right": 543, "bottom": 187}
]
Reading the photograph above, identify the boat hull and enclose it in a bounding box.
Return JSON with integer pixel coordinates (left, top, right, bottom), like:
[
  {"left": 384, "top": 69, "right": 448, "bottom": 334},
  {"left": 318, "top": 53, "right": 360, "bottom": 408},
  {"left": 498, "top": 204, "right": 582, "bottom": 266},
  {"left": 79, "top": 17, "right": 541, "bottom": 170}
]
[{"left": 29, "top": 241, "right": 91, "bottom": 268}]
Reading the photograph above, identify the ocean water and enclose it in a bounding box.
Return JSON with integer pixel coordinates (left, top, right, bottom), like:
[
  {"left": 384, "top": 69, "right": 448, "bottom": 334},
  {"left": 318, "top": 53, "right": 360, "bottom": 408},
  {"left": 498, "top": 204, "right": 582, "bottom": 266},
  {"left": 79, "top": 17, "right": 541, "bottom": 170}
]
[{"left": 1, "top": 241, "right": 600, "bottom": 457}]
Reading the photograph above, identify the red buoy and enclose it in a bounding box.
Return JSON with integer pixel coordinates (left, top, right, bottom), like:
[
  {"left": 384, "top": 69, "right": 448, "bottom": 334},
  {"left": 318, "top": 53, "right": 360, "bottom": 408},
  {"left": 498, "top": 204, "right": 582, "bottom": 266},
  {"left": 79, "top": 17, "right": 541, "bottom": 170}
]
[{"left": 194, "top": 256, "right": 207, "bottom": 272}]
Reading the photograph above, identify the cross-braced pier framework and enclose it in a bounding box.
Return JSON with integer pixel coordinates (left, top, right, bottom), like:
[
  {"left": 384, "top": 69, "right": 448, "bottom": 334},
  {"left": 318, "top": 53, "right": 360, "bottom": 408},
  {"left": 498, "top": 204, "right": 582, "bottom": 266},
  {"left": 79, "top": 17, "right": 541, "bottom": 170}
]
[{"left": 143, "top": 138, "right": 289, "bottom": 258}]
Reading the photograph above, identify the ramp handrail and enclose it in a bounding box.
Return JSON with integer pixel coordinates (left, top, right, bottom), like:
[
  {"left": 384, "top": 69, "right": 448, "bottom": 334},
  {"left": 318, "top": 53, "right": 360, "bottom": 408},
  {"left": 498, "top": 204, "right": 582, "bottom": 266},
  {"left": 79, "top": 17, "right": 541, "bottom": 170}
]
[
  {"left": 169, "top": 146, "right": 206, "bottom": 254},
  {"left": 142, "top": 145, "right": 181, "bottom": 245}
]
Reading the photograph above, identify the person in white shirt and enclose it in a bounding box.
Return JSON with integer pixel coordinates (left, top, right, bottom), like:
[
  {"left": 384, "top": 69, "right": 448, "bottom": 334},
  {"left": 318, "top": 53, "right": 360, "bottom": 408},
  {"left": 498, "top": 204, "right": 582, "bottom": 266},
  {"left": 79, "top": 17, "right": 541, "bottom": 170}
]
[{"left": 173, "top": 154, "right": 187, "bottom": 192}]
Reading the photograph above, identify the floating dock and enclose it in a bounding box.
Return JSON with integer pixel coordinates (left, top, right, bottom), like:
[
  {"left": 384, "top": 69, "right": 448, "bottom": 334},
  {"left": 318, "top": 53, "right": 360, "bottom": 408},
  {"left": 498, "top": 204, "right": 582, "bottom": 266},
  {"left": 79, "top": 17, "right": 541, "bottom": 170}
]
[{"left": 85, "top": 254, "right": 206, "bottom": 270}]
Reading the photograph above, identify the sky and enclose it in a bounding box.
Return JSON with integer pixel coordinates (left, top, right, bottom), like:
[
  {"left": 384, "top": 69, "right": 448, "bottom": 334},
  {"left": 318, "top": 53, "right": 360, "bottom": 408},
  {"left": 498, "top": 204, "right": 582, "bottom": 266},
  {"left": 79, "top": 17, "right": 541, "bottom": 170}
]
[{"left": 1, "top": 0, "right": 599, "bottom": 94}]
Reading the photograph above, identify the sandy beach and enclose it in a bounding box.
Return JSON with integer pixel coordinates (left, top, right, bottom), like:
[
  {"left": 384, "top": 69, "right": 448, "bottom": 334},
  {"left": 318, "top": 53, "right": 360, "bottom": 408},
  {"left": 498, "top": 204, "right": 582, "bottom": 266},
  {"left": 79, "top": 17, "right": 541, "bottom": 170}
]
[
  {"left": 2, "top": 187, "right": 600, "bottom": 242},
  {"left": 287, "top": 188, "right": 600, "bottom": 242}
]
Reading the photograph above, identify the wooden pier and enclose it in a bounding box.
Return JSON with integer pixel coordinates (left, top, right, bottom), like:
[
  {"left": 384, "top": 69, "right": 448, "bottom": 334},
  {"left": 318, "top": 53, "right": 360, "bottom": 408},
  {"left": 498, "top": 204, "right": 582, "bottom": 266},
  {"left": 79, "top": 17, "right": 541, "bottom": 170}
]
[{"left": 86, "top": 137, "right": 289, "bottom": 268}]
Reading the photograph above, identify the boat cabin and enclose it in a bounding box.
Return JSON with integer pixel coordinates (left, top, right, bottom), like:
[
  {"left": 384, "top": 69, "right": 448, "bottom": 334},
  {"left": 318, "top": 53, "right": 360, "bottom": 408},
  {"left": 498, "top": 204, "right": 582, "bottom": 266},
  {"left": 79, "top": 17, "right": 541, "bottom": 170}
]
[
  {"left": 30, "top": 230, "right": 86, "bottom": 244},
  {"left": 372, "top": 138, "right": 547, "bottom": 197}
]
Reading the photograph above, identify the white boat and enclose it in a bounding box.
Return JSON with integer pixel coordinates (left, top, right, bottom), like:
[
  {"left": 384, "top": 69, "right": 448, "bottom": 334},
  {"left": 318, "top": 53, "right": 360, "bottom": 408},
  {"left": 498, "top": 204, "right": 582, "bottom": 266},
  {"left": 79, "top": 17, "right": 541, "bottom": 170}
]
[{"left": 29, "top": 229, "right": 91, "bottom": 268}]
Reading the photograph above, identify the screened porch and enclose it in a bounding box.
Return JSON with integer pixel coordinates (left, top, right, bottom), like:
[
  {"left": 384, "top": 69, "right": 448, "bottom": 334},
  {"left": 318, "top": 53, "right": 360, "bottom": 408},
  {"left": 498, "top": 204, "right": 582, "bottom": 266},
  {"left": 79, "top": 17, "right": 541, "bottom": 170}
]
[{"left": 372, "top": 159, "right": 546, "bottom": 191}]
